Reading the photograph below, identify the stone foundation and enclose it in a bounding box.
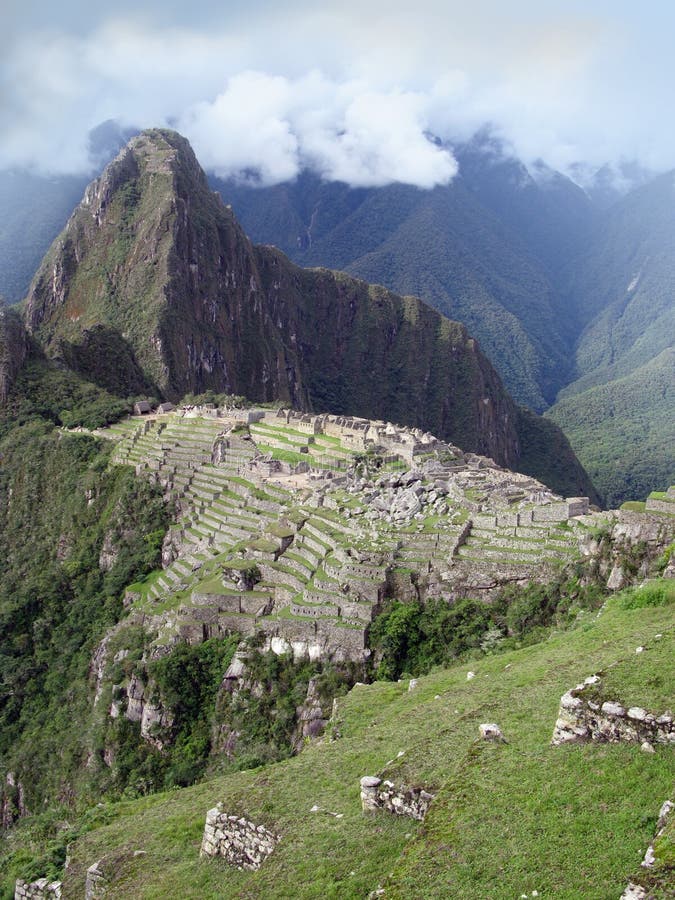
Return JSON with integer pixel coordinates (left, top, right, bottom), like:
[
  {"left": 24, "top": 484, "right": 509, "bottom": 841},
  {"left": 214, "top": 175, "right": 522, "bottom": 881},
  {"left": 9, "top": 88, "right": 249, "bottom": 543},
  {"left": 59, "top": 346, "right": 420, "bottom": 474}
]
[
  {"left": 14, "top": 880, "right": 61, "bottom": 900},
  {"left": 551, "top": 675, "right": 674, "bottom": 747},
  {"left": 200, "top": 806, "right": 280, "bottom": 869},
  {"left": 360, "top": 776, "right": 435, "bottom": 820}
]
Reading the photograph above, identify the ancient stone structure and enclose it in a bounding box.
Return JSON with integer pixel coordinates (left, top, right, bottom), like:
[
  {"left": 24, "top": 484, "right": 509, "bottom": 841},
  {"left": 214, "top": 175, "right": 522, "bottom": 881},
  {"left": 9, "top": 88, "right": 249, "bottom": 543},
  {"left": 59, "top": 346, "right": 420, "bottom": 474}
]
[
  {"left": 14, "top": 879, "right": 61, "bottom": 899},
  {"left": 360, "top": 776, "right": 435, "bottom": 821},
  {"left": 551, "top": 675, "right": 674, "bottom": 747},
  {"left": 92, "top": 409, "right": 673, "bottom": 758},
  {"left": 645, "top": 486, "right": 675, "bottom": 515},
  {"left": 200, "top": 806, "right": 280, "bottom": 869}
]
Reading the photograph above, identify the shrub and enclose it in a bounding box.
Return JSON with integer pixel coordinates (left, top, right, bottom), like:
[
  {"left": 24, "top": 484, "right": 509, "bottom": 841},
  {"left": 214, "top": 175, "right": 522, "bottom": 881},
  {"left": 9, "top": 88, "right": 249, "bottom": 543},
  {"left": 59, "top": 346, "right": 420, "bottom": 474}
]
[{"left": 614, "top": 579, "right": 675, "bottom": 609}]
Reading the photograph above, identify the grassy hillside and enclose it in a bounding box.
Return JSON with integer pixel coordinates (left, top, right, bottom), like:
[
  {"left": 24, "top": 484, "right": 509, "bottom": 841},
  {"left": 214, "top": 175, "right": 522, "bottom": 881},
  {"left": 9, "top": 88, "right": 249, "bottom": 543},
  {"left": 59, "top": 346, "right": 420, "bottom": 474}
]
[
  {"left": 0, "top": 421, "right": 168, "bottom": 816},
  {"left": 4, "top": 584, "right": 671, "bottom": 898},
  {"left": 548, "top": 349, "right": 675, "bottom": 507}
]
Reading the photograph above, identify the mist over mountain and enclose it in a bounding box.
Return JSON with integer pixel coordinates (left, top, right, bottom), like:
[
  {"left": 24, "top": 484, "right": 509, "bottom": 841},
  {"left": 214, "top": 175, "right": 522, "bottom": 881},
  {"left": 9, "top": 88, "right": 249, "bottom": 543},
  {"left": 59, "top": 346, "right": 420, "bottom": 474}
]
[
  {"left": 546, "top": 172, "right": 675, "bottom": 505},
  {"left": 0, "top": 121, "right": 135, "bottom": 304},
  {"left": 214, "top": 137, "right": 596, "bottom": 412}
]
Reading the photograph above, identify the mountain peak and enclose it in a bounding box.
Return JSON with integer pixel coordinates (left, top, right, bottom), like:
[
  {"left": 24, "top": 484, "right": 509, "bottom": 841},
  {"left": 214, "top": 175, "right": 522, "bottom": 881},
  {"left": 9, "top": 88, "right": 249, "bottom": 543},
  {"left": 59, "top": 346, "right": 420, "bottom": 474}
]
[{"left": 22, "top": 130, "right": 597, "bottom": 497}]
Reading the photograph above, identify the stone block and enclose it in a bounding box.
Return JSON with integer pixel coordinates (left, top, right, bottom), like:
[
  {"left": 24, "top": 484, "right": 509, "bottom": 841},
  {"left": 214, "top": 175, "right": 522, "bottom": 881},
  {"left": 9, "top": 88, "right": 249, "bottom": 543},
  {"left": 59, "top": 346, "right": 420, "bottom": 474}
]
[{"left": 479, "top": 723, "right": 505, "bottom": 742}]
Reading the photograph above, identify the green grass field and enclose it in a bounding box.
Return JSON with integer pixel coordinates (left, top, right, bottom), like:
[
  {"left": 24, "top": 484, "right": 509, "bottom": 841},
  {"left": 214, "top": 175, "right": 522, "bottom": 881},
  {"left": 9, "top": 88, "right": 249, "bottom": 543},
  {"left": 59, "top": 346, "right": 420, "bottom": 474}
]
[{"left": 18, "top": 588, "right": 668, "bottom": 899}]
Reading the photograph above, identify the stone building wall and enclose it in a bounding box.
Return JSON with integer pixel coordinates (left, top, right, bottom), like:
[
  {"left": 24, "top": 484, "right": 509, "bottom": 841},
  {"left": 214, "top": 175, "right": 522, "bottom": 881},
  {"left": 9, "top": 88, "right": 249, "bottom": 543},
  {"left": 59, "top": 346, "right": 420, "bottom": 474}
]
[
  {"left": 200, "top": 807, "right": 280, "bottom": 869},
  {"left": 551, "top": 675, "right": 674, "bottom": 747},
  {"left": 360, "top": 776, "right": 435, "bottom": 821}
]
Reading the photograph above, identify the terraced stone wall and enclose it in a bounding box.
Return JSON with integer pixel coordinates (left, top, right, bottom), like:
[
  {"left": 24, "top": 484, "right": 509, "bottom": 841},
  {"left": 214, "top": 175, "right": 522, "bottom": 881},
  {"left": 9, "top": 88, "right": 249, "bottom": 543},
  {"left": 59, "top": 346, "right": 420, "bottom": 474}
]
[{"left": 552, "top": 676, "right": 674, "bottom": 747}]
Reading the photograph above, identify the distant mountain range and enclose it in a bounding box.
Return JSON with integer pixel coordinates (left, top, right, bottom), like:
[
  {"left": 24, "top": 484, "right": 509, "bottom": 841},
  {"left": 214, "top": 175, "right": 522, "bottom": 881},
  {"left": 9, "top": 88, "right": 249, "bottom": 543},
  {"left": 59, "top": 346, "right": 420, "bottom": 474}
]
[
  {"left": 211, "top": 138, "right": 673, "bottom": 505},
  {"left": 0, "top": 129, "right": 672, "bottom": 504},
  {"left": 547, "top": 171, "right": 675, "bottom": 505},
  {"left": 213, "top": 141, "right": 594, "bottom": 413}
]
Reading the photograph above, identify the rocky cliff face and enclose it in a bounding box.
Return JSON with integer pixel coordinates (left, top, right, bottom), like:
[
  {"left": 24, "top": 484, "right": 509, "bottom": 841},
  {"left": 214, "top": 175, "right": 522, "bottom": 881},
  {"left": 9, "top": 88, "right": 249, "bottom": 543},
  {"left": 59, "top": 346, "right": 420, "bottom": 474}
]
[
  {"left": 24, "top": 129, "right": 593, "bottom": 494},
  {"left": 0, "top": 308, "right": 26, "bottom": 403}
]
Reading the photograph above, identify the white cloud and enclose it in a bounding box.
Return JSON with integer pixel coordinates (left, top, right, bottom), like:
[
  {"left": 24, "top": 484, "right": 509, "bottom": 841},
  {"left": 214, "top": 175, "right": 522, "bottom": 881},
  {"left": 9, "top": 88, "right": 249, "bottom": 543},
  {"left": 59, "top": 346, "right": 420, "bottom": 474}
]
[
  {"left": 178, "top": 73, "right": 300, "bottom": 185},
  {"left": 297, "top": 86, "right": 458, "bottom": 188},
  {"left": 2, "top": 3, "right": 675, "bottom": 184},
  {"left": 177, "top": 72, "right": 457, "bottom": 187}
]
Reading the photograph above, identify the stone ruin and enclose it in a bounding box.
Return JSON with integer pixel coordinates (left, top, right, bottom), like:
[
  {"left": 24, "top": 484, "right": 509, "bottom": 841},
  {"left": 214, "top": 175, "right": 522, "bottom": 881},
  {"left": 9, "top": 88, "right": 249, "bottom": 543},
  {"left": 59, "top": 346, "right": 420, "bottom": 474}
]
[
  {"left": 479, "top": 723, "right": 506, "bottom": 742},
  {"left": 200, "top": 806, "right": 281, "bottom": 870},
  {"left": 551, "top": 675, "right": 674, "bottom": 749},
  {"left": 360, "top": 775, "right": 435, "bottom": 821},
  {"left": 14, "top": 880, "right": 61, "bottom": 900},
  {"left": 645, "top": 486, "right": 675, "bottom": 515}
]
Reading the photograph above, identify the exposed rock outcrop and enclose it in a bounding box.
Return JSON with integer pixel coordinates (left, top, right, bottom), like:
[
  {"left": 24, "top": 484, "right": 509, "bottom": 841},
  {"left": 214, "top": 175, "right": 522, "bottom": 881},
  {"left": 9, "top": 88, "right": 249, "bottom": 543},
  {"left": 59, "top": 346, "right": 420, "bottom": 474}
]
[{"left": 621, "top": 799, "right": 674, "bottom": 899}]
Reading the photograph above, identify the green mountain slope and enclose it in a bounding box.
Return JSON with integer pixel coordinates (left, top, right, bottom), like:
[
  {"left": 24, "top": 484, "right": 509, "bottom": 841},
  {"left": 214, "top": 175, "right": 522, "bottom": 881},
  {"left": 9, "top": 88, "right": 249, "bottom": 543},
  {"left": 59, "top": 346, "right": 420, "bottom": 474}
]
[
  {"left": 22, "top": 128, "right": 595, "bottom": 496},
  {"left": 0, "top": 307, "right": 27, "bottom": 402},
  {"left": 548, "top": 348, "right": 675, "bottom": 507},
  {"left": 0, "top": 422, "right": 168, "bottom": 815},
  {"left": 548, "top": 174, "right": 675, "bottom": 505},
  {"left": 561, "top": 169, "right": 675, "bottom": 397},
  {"left": 216, "top": 145, "right": 594, "bottom": 412},
  {"left": 0, "top": 172, "right": 89, "bottom": 303},
  {"left": 8, "top": 590, "right": 672, "bottom": 899}
]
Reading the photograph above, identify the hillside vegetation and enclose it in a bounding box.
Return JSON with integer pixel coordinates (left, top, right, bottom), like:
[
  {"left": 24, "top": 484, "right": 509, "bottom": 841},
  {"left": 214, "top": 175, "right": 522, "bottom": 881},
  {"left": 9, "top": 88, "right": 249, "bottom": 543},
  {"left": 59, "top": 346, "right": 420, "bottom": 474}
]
[
  {"left": 548, "top": 349, "right": 675, "bottom": 507},
  {"left": 0, "top": 422, "right": 168, "bottom": 816},
  {"left": 3, "top": 587, "right": 672, "bottom": 898},
  {"left": 0, "top": 395, "right": 672, "bottom": 895}
]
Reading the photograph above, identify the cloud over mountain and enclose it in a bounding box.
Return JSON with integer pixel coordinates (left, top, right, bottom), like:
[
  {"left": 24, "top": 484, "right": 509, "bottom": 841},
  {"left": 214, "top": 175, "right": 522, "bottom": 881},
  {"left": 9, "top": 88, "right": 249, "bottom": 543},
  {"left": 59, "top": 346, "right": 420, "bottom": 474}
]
[{"left": 3, "top": 1, "right": 675, "bottom": 186}]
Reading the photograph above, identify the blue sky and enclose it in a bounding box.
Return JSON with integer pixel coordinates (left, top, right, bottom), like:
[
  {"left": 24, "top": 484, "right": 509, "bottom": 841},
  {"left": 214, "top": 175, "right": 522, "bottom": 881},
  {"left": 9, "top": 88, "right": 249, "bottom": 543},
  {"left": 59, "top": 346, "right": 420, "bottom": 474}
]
[{"left": 2, "top": 1, "right": 673, "bottom": 185}]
